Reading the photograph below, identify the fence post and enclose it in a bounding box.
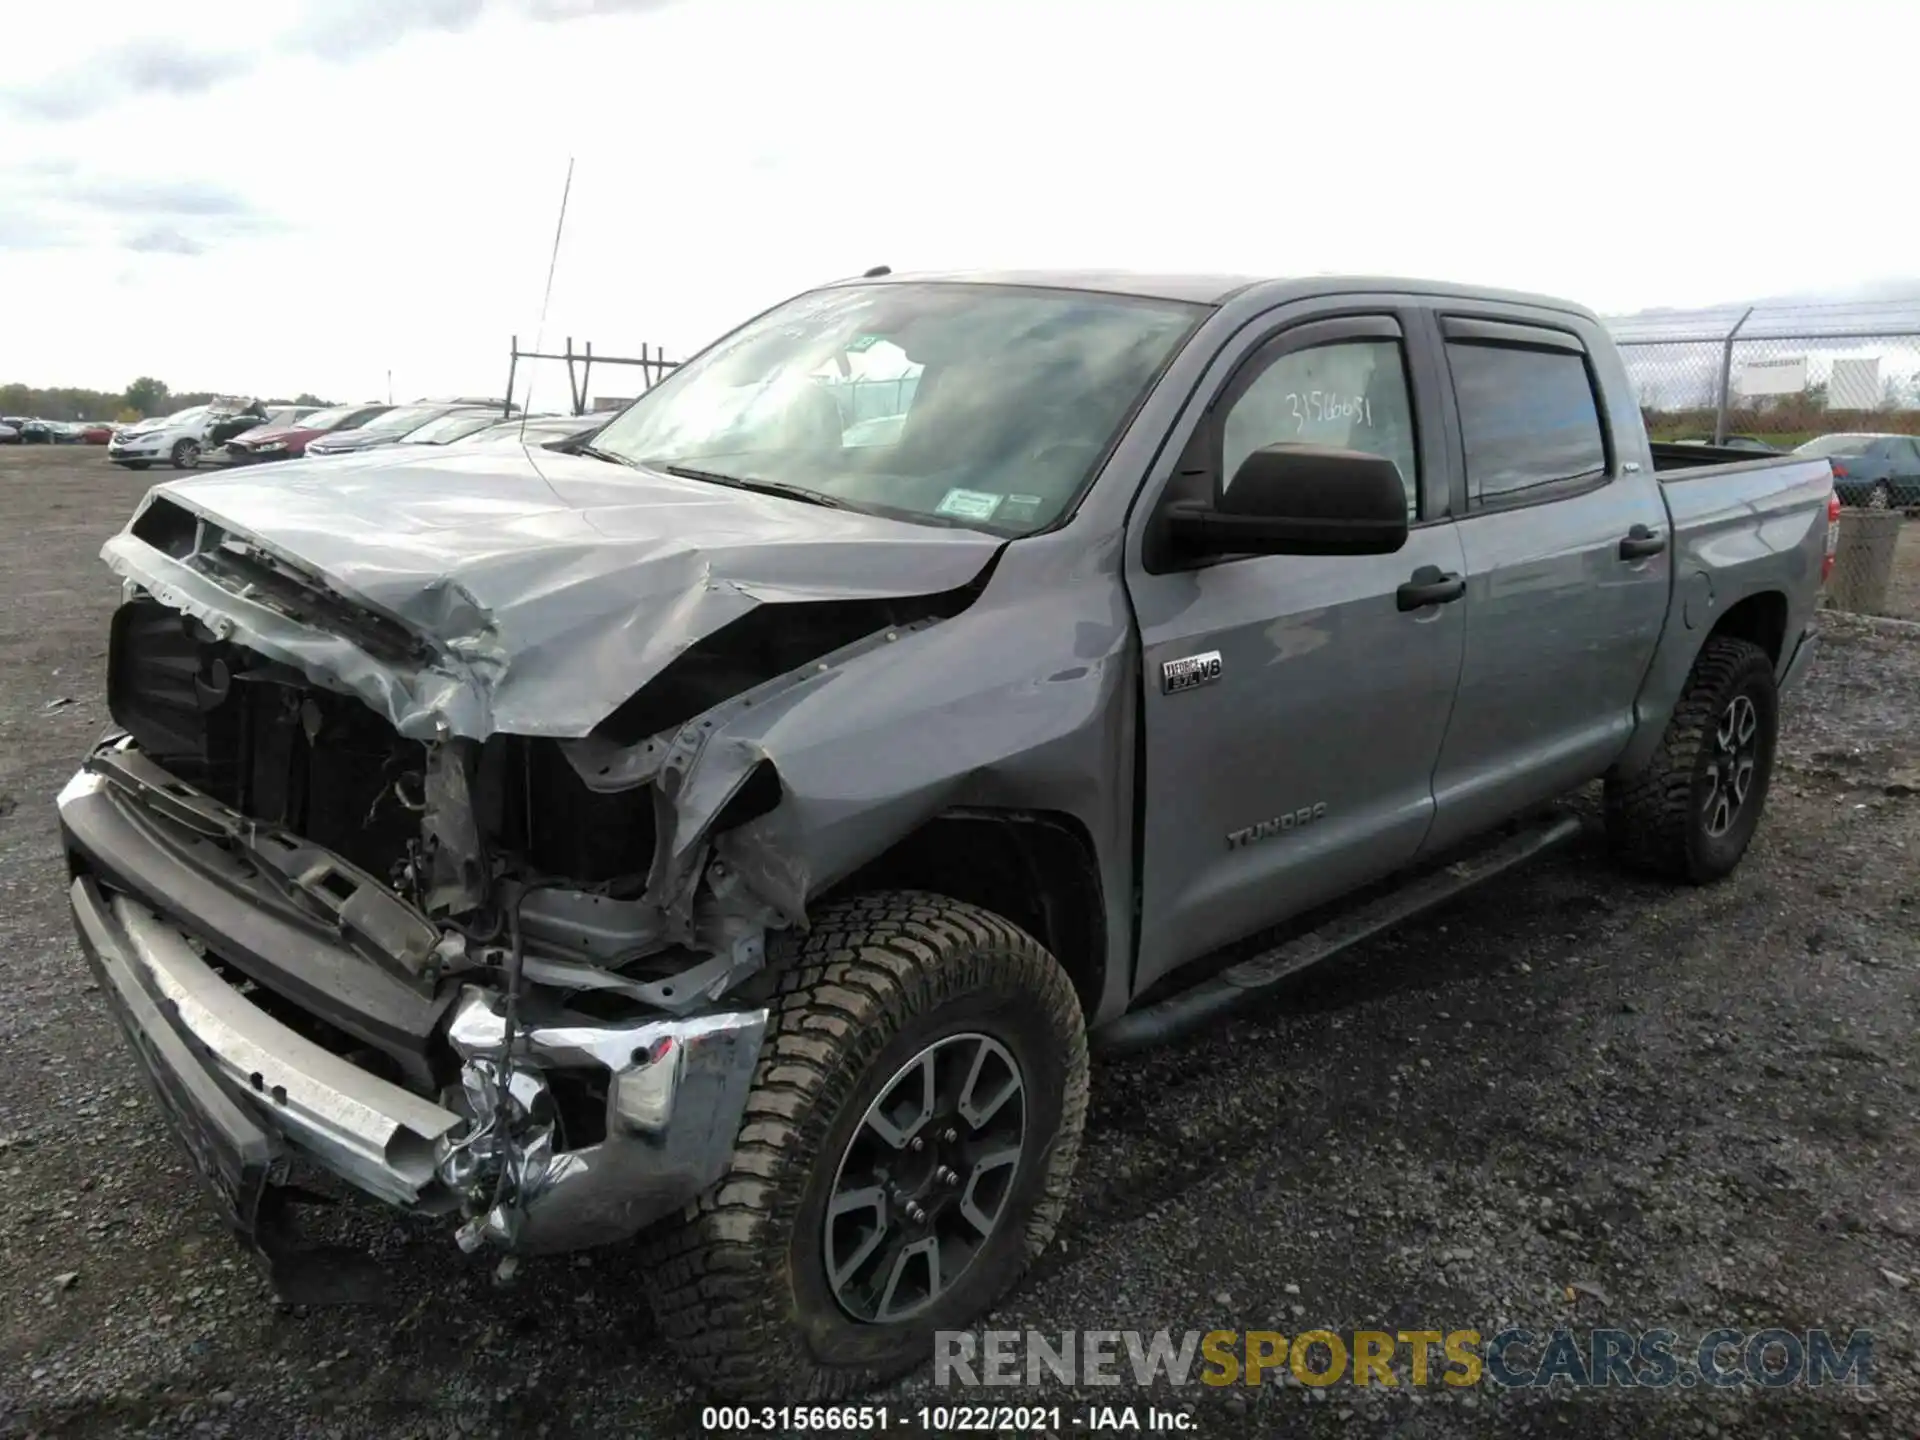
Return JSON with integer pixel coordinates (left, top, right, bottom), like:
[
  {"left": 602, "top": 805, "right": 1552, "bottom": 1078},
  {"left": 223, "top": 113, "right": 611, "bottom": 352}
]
[
  {"left": 1712, "top": 307, "right": 1755, "bottom": 445},
  {"left": 503, "top": 335, "right": 519, "bottom": 418}
]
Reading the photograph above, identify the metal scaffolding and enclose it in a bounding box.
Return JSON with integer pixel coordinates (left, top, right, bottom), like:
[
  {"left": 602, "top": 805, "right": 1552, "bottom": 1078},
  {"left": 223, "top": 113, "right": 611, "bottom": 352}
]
[{"left": 502, "top": 337, "right": 680, "bottom": 417}]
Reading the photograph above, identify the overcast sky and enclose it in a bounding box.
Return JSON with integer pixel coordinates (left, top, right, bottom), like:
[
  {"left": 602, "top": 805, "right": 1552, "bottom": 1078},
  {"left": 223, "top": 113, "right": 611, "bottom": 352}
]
[{"left": 4, "top": 0, "right": 1916, "bottom": 406}]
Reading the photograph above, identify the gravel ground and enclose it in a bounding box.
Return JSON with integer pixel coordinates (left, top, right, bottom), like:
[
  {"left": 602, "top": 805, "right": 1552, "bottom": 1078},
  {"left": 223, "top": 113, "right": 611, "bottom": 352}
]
[{"left": 1, "top": 445, "right": 1917, "bottom": 1439}]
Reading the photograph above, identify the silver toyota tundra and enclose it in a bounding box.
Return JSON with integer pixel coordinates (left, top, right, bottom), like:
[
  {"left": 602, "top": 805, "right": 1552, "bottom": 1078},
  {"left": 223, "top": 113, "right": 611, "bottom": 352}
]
[{"left": 59, "top": 271, "right": 1838, "bottom": 1400}]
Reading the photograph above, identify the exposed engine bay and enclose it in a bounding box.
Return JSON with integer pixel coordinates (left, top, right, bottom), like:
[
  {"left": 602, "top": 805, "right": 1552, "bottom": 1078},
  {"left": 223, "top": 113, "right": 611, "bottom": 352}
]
[{"left": 107, "top": 594, "right": 768, "bottom": 992}]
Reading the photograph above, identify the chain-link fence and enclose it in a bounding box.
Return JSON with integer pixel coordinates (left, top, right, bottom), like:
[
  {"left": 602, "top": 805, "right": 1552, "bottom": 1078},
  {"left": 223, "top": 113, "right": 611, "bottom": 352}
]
[
  {"left": 1603, "top": 297, "right": 1920, "bottom": 618},
  {"left": 1605, "top": 298, "right": 1920, "bottom": 460}
]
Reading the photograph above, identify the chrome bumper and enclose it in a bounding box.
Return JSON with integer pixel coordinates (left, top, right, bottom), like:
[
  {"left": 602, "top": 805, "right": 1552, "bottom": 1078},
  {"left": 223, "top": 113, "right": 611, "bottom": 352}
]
[
  {"left": 73, "top": 877, "right": 460, "bottom": 1206},
  {"left": 61, "top": 755, "right": 770, "bottom": 1260}
]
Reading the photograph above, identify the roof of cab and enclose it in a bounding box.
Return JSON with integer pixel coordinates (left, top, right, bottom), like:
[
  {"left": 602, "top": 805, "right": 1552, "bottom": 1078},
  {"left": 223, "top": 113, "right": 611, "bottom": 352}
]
[{"left": 829, "top": 268, "right": 1599, "bottom": 320}]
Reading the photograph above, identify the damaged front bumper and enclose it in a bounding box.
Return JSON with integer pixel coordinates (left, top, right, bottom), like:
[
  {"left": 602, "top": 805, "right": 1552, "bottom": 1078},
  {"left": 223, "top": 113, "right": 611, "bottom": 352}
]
[
  {"left": 58, "top": 753, "right": 768, "bottom": 1284},
  {"left": 437, "top": 989, "right": 766, "bottom": 1253}
]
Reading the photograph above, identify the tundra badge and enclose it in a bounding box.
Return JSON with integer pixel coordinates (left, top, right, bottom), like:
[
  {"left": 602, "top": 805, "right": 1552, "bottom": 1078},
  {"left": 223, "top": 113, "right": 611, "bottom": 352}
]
[
  {"left": 1161, "top": 650, "right": 1223, "bottom": 695},
  {"left": 1227, "top": 803, "right": 1328, "bottom": 849}
]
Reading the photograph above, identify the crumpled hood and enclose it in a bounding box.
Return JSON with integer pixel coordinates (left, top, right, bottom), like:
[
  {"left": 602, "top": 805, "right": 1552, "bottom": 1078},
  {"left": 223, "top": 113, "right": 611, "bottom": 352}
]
[{"left": 101, "top": 445, "right": 1002, "bottom": 741}]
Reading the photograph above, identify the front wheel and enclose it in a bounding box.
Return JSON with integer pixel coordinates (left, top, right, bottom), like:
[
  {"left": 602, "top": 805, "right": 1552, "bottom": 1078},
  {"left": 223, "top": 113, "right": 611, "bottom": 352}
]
[
  {"left": 645, "top": 892, "right": 1089, "bottom": 1401},
  {"left": 1604, "top": 635, "right": 1779, "bottom": 883},
  {"left": 170, "top": 438, "right": 201, "bottom": 470}
]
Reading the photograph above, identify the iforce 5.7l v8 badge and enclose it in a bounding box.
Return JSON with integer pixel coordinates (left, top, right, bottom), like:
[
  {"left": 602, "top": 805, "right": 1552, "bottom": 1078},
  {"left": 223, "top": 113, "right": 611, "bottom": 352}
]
[{"left": 1161, "top": 650, "right": 1223, "bottom": 695}]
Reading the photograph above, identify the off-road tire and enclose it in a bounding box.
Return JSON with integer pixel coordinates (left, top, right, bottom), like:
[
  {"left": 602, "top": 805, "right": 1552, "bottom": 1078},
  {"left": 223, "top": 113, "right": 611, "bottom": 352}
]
[
  {"left": 643, "top": 891, "right": 1089, "bottom": 1401},
  {"left": 1604, "top": 634, "right": 1778, "bottom": 883},
  {"left": 170, "top": 438, "right": 200, "bottom": 470}
]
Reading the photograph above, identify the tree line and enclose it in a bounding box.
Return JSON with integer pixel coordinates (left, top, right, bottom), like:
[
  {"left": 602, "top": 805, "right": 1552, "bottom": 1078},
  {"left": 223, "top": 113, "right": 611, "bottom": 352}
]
[{"left": 0, "top": 377, "right": 334, "bottom": 424}]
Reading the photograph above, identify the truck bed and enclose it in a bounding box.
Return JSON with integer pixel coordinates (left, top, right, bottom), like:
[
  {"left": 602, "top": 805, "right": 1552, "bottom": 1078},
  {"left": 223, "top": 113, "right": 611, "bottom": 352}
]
[{"left": 1648, "top": 440, "right": 1806, "bottom": 476}]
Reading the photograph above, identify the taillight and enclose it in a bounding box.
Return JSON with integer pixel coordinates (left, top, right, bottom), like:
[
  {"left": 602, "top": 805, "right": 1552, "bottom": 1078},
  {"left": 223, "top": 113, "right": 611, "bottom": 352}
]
[
  {"left": 1831, "top": 463, "right": 1849, "bottom": 480},
  {"left": 1822, "top": 488, "right": 1841, "bottom": 584}
]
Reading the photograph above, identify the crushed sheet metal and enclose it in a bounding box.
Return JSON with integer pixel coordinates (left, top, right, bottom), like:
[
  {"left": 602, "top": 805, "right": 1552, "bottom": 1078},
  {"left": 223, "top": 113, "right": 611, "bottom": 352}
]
[{"left": 102, "top": 447, "right": 1001, "bottom": 742}]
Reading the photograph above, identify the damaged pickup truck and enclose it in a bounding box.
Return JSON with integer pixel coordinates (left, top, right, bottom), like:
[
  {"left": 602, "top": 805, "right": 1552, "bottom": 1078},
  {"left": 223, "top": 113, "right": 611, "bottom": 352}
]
[{"left": 60, "top": 271, "right": 1838, "bottom": 1401}]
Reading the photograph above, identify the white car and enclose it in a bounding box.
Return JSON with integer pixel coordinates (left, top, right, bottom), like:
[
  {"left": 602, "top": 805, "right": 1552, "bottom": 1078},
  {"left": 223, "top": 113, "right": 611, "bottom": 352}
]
[{"left": 106, "top": 404, "right": 237, "bottom": 471}]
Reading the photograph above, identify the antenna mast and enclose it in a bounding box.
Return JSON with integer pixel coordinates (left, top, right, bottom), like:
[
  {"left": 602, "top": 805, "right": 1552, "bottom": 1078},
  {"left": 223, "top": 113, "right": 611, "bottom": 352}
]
[{"left": 521, "top": 157, "right": 576, "bottom": 438}]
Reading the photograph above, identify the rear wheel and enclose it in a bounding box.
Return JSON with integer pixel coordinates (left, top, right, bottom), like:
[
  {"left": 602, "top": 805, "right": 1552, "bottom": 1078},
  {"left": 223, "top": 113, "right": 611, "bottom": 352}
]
[
  {"left": 1869, "top": 481, "right": 1892, "bottom": 510},
  {"left": 645, "top": 891, "right": 1088, "bottom": 1401},
  {"left": 170, "top": 438, "right": 201, "bottom": 470},
  {"left": 1604, "top": 635, "right": 1779, "bottom": 883}
]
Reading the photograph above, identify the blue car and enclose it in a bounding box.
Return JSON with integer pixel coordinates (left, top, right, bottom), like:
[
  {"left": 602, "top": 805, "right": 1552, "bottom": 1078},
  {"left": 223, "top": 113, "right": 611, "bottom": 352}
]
[{"left": 1794, "top": 433, "right": 1920, "bottom": 510}]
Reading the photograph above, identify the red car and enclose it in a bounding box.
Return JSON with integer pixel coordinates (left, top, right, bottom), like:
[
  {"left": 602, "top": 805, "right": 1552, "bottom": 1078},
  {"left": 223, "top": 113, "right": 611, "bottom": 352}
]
[
  {"left": 77, "top": 423, "right": 115, "bottom": 445},
  {"left": 224, "top": 403, "right": 392, "bottom": 464}
]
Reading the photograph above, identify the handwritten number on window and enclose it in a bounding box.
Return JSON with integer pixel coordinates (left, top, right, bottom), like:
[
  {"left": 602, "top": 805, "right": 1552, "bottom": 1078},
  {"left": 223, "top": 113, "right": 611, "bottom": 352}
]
[{"left": 1284, "top": 391, "right": 1373, "bottom": 432}]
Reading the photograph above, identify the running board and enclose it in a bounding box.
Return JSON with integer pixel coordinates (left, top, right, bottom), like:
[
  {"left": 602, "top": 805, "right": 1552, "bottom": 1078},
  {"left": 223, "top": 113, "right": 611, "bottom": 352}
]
[{"left": 1094, "top": 811, "right": 1588, "bottom": 1056}]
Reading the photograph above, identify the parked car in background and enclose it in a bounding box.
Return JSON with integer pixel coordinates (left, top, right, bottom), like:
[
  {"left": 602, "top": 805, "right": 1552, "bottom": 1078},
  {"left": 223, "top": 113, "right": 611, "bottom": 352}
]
[
  {"left": 460, "top": 412, "right": 610, "bottom": 449},
  {"left": 215, "top": 405, "right": 319, "bottom": 447},
  {"left": 304, "top": 401, "right": 511, "bottom": 458},
  {"left": 0, "top": 422, "right": 18, "bottom": 444},
  {"left": 224, "top": 404, "right": 392, "bottom": 464},
  {"left": 392, "top": 408, "right": 526, "bottom": 447},
  {"left": 1794, "top": 432, "right": 1920, "bottom": 510},
  {"left": 77, "top": 422, "right": 115, "bottom": 445},
  {"left": 107, "top": 404, "right": 250, "bottom": 470},
  {"left": 16, "top": 419, "right": 86, "bottom": 443},
  {"left": 200, "top": 404, "right": 315, "bottom": 449}
]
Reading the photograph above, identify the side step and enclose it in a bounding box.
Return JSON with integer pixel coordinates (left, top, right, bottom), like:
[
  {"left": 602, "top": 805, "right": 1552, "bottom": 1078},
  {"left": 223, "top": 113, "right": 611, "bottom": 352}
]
[{"left": 1094, "top": 810, "right": 1588, "bottom": 1056}]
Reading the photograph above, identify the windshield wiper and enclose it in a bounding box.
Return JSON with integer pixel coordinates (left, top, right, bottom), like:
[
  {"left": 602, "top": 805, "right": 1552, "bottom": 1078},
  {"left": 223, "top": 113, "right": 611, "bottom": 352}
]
[
  {"left": 653, "top": 462, "right": 855, "bottom": 511},
  {"left": 576, "top": 443, "right": 639, "bottom": 468}
]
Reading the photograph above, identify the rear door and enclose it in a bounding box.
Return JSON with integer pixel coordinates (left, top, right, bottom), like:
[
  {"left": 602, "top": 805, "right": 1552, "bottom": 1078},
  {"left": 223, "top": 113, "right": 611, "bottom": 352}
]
[
  {"left": 1420, "top": 312, "right": 1671, "bottom": 854},
  {"left": 1125, "top": 307, "right": 1468, "bottom": 996}
]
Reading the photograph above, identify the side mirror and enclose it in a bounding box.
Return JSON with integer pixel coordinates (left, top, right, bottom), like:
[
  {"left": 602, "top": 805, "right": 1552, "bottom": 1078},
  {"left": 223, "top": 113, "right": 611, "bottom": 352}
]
[{"left": 1166, "top": 443, "right": 1410, "bottom": 558}]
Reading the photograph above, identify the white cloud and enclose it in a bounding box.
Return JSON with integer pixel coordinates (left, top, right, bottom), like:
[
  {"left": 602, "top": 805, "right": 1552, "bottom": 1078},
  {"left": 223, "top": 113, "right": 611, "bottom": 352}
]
[{"left": 3, "top": 0, "right": 1917, "bottom": 402}]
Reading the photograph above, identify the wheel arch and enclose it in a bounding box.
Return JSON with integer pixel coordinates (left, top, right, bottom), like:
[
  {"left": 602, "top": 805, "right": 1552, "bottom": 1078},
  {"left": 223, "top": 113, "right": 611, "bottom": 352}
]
[
  {"left": 1706, "top": 589, "right": 1788, "bottom": 665},
  {"left": 1616, "top": 585, "right": 1790, "bottom": 778},
  {"left": 818, "top": 807, "right": 1108, "bottom": 1021}
]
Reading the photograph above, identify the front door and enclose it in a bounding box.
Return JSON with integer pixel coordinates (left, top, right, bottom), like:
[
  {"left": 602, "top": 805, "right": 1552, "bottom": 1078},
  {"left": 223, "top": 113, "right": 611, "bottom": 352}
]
[{"left": 1125, "top": 312, "right": 1467, "bottom": 996}]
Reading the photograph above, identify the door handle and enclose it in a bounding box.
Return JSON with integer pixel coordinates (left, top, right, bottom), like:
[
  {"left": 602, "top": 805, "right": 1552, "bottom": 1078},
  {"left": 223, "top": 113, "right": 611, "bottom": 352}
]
[
  {"left": 1396, "top": 565, "right": 1466, "bottom": 611},
  {"left": 1619, "top": 524, "right": 1667, "bottom": 560}
]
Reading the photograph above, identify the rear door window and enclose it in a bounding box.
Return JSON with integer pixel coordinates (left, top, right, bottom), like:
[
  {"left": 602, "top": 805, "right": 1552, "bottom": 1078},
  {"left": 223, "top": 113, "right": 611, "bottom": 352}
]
[{"left": 1445, "top": 335, "right": 1608, "bottom": 505}]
